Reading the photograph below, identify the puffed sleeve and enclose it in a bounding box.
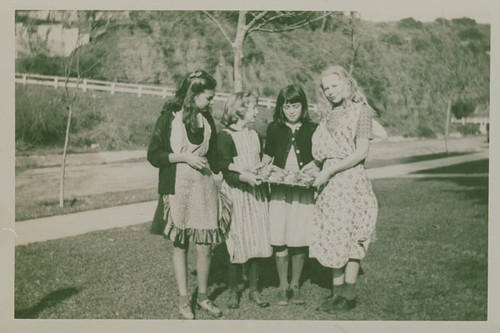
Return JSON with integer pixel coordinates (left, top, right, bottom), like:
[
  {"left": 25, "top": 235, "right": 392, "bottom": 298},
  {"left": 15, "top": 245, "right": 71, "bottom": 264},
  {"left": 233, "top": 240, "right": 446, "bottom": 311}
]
[
  {"left": 263, "top": 123, "right": 276, "bottom": 157},
  {"left": 216, "top": 131, "right": 241, "bottom": 186},
  {"left": 356, "top": 105, "right": 374, "bottom": 140},
  {"left": 147, "top": 114, "right": 172, "bottom": 168}
]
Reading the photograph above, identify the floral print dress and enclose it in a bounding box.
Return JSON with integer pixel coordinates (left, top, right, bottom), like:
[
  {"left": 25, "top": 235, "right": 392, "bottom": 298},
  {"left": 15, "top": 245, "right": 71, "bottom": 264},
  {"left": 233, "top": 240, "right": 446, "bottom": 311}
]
[{"left": 309, "top": 101, "right": 378, "bottom": 269}]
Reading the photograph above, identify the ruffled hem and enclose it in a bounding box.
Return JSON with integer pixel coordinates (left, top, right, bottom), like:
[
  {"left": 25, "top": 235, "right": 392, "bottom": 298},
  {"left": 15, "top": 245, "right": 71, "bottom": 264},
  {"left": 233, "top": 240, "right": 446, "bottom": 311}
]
[
  {"left": 163, "top": 221, "right": 230, "bottom": 244},
  {"left": 163, "top": 191, "right": 232, "bottom": 244}
]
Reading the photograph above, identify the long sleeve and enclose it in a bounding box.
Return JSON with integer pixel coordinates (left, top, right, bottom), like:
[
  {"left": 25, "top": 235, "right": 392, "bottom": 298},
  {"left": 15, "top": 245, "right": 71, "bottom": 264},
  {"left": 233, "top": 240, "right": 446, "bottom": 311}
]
[
  {"left": 203, "top": 112, "right": 220, "bottom": 173},
  {"left": 147, "top": 113, "right": 172, "bottom": 168},
  {"left": 216, "top": 131, "right": 241, "bottom": 186},
  {"left": 263, "top": 123, "right": 276, "bottom": 157}
]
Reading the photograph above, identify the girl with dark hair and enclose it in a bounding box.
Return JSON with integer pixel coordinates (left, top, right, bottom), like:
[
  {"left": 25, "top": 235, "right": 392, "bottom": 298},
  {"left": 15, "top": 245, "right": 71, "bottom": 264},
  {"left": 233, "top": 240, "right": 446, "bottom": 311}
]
[
  {"left": 215, "top": 92, "right": 272, "bottom": 309},
  {"left": 147, "top": 70, "right": 230, "bottom": 320},
  {"left": 257, "top": 84, "right": 319, "bottom": 306}
]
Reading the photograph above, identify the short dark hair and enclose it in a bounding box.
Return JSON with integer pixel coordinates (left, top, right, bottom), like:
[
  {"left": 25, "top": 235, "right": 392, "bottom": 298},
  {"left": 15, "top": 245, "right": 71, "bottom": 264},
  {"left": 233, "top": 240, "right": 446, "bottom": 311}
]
[{"left": 273, "top": 84, "right": 310, "bottom": 124}]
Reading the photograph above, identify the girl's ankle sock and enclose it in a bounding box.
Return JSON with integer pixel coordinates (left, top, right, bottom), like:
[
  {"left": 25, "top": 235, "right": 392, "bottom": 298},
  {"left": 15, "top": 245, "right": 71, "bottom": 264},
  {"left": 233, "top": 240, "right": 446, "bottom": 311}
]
[
  {"left": 343, "top": 283, "right": 357, "bottom": 300},
  {"left": 198, "top": 293, "right": 208, "bottom": 302},
  {"left": 332, "top": 283, "right": 344, "bottom": 296},
  {"left": 179, "top": 295, "right": 189, "bottom": 306}
]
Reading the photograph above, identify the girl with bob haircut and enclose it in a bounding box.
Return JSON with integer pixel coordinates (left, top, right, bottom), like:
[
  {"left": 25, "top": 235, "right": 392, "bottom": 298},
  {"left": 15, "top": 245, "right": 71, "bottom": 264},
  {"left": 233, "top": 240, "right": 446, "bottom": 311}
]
[
  {"left": 310, "top": 65, "right": 378, "bottom": 313},
  {"left": 147, "top": 70, "right": 230, "bottom": 320},
  {"left": 258, "top": 84, "right": 319, "bottom": 306},
  {"left": 215, "top": 91, "right": 273, "bottom": 309}
]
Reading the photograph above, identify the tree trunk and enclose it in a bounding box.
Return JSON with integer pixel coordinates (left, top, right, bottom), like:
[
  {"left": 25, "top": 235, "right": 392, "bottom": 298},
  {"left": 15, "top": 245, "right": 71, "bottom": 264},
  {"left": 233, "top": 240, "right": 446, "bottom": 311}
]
[
  {"left": 348, "top": 12, "right": 355, "bottom": 75},
  {"left": 321, "top": 12, "right": 328, "bottom": 31},
  {"left": 233, "top": 11, "right": 247, "bottom": 92},
  {"left": 444, "top": 96, "right": 452, "bottom": 153},
  {"left": 59, "top": 105, "right": 73, "bottom": 207}
]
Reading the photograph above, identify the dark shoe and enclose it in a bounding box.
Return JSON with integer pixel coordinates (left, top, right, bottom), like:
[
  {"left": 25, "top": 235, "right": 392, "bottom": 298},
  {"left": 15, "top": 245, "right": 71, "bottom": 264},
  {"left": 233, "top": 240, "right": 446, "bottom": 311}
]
[
  {"left": 316, "top": 293, "right": 343, "bottom": 312},
  {"left": 249, "top": 291, "right": 270, "bottom": 308},
  {"left": 179, "top": 303, "right": 194, "bottom": 320},
  {"left": 326, "top": 296, "right": 357, "bottom": 313},
  {"left": 289, "top": 285, "right": 305, "bottom": 305},
  {"left": 227, "top": 290, "right": 239, "bottom": 309},
  {"left": 277, "top": 288, "right": 289, "bottom": 306},
  {"left": 197, "top": 299, "right": 223, "bottom": 318}
]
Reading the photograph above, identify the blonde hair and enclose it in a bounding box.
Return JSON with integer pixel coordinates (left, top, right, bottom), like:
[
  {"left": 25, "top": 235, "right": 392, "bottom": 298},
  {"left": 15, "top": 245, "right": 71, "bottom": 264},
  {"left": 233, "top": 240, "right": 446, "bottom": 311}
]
[
  {"left": 221, "top": 92, "right": 259, "bottom": 127},
  {"left": 319, "top": 65, "right": 368, "bottom": 106}
]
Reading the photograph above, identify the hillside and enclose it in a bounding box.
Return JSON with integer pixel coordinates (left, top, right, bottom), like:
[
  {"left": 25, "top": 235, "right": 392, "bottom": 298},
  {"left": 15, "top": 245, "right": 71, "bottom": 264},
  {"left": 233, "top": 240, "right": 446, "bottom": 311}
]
[{"left": 15, "top": 11, "right": 490, "bottom": 149}]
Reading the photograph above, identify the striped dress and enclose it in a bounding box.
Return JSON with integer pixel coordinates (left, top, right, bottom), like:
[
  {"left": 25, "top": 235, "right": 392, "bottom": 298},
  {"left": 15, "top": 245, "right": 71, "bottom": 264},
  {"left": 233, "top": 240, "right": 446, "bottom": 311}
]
[{"left": 220, "top": 128, "right": 272, "bottom": 264}]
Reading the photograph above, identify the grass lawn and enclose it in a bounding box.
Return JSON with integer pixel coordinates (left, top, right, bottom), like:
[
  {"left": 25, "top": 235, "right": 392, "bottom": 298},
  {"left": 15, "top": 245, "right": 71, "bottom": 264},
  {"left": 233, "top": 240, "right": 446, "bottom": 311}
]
[
  {"left": 365, "top": 151, "right": 471, "bottom": 169},
  {"left": 14, "top": 174, "right": 488, "bottom": 320}
]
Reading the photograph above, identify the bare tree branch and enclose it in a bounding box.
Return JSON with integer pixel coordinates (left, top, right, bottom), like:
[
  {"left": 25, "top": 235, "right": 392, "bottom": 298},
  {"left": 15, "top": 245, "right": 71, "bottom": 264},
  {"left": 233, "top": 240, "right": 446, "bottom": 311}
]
[
  {"left": 80, "top": 51, "right": 108, "bottom": 77},
  {"left": 245, "top": 11, "right": 268, "bottom": 31},
  {"left": 203, "top": 11, "right": 234, "bottom": 46},
  {"left": 247, "top": 12, "right": 286, "bottom": 33},
  {"left": 248, "top": 12, "right": 333, "bottom": 34}
]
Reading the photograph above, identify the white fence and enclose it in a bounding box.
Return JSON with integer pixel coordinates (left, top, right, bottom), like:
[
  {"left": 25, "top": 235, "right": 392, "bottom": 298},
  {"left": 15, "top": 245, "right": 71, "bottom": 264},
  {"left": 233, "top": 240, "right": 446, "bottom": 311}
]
[
  {"left": 15, "top": 73, "right": 320, "bottom": 112},
  {"left": 451, "top": 116, "right": 489, "bottom": 134}
]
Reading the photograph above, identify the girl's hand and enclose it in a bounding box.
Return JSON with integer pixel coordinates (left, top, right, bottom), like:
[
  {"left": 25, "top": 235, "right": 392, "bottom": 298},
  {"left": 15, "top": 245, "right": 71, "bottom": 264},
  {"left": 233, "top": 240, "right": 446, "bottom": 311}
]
[
  {"left": 240, "top": 172, "right": 262, "bottom": 187},
  {"left": 183, "top": 153, "right": 207, "bottom": 170},
  {"left": 300, "top": 161, "right": 320, "bottom": 177},
  {"left": 313, "top": 169, "right": 334, "bottom": 188}
]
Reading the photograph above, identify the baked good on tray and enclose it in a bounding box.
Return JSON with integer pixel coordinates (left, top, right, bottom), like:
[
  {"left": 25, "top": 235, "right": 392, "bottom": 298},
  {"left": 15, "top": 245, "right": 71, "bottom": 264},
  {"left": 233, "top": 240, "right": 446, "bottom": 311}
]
[{"left": 255, "top": 165, "right": 314, "bottom": 187}]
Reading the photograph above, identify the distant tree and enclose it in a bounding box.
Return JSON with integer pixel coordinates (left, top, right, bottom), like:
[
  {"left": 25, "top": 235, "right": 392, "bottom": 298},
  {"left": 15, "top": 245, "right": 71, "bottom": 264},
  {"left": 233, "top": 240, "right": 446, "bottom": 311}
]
[
  {"left": 59, "top": 13, "right": 106, "bottom": 207},
  {"left": 451, "top": 99, "right": 475, "bottom": 119},
  {"left": 424, "top": 20, "right": 489, "bottom": 151},
  {"left": 398, "top": 17, "right": 424, "bottom": 29}
]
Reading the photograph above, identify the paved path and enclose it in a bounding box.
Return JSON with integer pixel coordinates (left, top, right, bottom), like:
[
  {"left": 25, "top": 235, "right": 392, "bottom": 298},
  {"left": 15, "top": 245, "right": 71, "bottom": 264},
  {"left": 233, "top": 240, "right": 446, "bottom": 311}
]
[
  {"left": 13, "top": 149, "right": 488, "bottom": 246},
  {"left": 15, "top": 136, "right": 488, "bottom": 203}
]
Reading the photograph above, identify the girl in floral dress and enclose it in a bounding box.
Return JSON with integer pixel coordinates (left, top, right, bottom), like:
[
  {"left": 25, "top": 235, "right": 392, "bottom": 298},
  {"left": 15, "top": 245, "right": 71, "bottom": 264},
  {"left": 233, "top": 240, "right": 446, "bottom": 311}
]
[
  {"left": 215, "top": 92, "right": 273, "bottom": 309},
  {"left": 258, "top": 84, "right": 319, "bottom": 306},
  {"left": 147, "top": 70, "right": 230, "bottom": 320},
  {"left": 310, "top": 65, "right": 378, "bottom": 313}
]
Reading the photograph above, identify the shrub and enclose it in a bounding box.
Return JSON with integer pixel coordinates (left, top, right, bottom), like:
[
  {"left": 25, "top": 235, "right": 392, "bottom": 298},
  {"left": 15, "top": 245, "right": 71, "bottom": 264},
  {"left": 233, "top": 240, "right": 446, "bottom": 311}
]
[
  {"left": 451, "top": 100, "right": 475, "bottom": 119},
  {"left": 458, "top": 28, "right": 484, "bottom": 41},
  {"left": 455, "top": 123, "right": 480, "bottom": 136},
  {"left": 398, "top": 18, "right": 424, "bottom": 29},
  {"left": 380, "top": 33, "right": 405, "bottom": 46},
  {"left": 417, "top": 124, "right": 436, "bottom": 138},
  {"left": 16, "top": 54, "right": 66, "bottom": 75}
]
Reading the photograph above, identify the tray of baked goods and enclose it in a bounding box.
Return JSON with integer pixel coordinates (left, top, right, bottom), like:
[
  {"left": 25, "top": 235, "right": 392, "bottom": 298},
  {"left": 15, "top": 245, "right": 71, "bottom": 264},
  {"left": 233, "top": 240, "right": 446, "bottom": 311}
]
[{"left": 254, "top": 165, "right": 315, "bottom": 188}]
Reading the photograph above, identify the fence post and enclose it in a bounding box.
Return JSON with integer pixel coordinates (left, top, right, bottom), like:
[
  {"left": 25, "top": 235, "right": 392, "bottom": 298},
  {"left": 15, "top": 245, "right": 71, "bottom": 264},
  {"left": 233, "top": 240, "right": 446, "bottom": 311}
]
[
  {"left": 266, "top": 99, "right": 272, "bottom": 110},
  {"left": 162, "top": 88, "right": 167, "bottom": 99},
  {"left": 83, "top": 79, "right": 87, "bottom": 92},
  {"left": 111, "top": 83, "right": 115, "bottom": 95},
  {"left": 138, "top": 86, "right": 142, "bottom": 97},
  {"left": 23, "top": 74, "right": 27, "bottom": 85},
  {"left": 54, "top": 77, "right": 58, "bottom": 89}
]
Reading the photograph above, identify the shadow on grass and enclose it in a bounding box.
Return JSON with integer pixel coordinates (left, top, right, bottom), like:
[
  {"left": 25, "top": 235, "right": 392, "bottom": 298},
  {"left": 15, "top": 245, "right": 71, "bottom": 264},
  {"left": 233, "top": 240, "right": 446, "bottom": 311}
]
[
  {"left": 413, "top": 159, "right": 489, "bottom": 174},
  {"left": 366, "top": 151, "right": 472, "bottom": 169},
  {"left": 15, "top": 287, "right": 80, "bottom": 318},
  {"left": 208, "top": 242, "right": 339, "bottom": 293},
  {"left": 414, "top": 159, "right": 489, "bottom": 206}
]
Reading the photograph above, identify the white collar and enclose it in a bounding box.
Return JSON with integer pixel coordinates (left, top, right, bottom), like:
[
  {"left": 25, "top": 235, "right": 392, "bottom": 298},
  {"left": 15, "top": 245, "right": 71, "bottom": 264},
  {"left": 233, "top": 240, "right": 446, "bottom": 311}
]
[{"left": 285, "top": 122, "right": 302, "bottom": 133}]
